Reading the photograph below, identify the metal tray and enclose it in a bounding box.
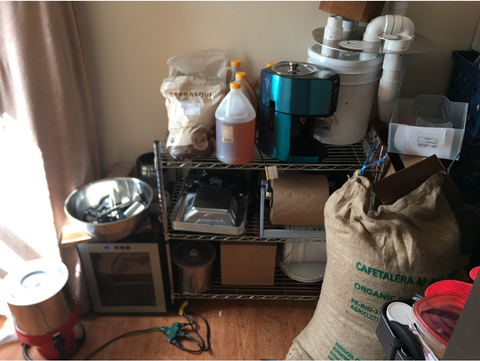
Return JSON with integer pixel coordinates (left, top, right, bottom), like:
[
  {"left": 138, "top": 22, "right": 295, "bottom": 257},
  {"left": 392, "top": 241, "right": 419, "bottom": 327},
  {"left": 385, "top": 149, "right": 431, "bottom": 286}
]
[{"left": 170, "top": 187, "right": 248, "bottom": 236}]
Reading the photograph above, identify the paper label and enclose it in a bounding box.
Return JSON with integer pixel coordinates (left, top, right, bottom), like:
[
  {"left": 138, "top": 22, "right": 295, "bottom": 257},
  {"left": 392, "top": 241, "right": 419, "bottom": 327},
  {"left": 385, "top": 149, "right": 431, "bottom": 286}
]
[
  {"left": 222, "top": 125, "right": 234, "bottom": 143},
  {"left": 266, "top": 166, "right": 278, "bottom": 180},
  {"left": 179, "top": 101, "right": 201, "bottom": 115}
]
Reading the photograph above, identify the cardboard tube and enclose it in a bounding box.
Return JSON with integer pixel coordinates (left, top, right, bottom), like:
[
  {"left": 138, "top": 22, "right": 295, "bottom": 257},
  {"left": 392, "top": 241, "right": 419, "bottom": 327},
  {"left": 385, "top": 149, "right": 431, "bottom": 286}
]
[{"left": 270, "top": 174, "right": 329, "bottom": 226}]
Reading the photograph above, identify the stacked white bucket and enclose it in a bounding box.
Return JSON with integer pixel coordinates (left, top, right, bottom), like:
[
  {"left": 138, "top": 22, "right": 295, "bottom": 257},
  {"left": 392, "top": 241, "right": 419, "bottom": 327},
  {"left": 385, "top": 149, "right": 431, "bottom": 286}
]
[{"left": 308, "top": 16, "right": 384, "bottom": 145}]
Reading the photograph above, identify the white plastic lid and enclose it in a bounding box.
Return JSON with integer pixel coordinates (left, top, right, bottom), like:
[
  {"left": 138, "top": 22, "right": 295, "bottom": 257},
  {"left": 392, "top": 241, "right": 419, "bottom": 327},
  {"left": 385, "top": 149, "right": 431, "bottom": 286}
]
[
  {"left": 386, "top": 301, "right": 414, "bottom": 325},
  {"left": 308, "top": 43, "right": 384, "bottom": 69},
  {"left": 3, "top": 259, "right": 69, "bottom": 306}
]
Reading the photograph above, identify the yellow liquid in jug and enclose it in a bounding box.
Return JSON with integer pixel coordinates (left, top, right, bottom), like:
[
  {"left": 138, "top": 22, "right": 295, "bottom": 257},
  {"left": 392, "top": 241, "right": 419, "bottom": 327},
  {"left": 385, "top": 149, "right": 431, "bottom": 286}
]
[{"left": 216, "top": 118, "right": 255, "bottom": 165}]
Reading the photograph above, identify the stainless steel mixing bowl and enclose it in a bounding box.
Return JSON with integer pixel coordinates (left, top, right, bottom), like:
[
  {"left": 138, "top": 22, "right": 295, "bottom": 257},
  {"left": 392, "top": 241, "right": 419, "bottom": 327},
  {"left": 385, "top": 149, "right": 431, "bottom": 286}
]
[{"left": 64, "top": 177, "right": 153, "bottom": 241}]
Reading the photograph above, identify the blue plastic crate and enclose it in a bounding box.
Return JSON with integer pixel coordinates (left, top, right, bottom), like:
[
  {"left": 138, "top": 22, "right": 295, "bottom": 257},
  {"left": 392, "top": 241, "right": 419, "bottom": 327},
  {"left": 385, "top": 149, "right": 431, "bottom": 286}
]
[
  {"left": 446, "top": 50, "right": 480, "bottom": 145},
  {"left": 451, "top": 141, "right": 480, "bottom": 203}
]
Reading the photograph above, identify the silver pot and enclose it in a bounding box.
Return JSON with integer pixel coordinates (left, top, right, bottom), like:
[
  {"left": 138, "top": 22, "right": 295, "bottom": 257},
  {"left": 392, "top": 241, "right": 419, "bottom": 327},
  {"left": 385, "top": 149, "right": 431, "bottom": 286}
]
[{"left": 171, "top": 241, "right": 216, "bottom": 294}]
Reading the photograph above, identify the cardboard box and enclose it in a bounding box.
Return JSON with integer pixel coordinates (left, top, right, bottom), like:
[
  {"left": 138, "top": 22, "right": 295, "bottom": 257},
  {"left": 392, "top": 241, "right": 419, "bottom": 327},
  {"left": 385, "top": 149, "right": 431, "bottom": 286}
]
[
  {"left": 319, "top": 1, "right": 385, "bottom": 23},
  {"left": 373, "top": 154, "right": 466, "bottom": 212},
  {"left": 384, "top": 153, "right": 427, "bottom": 178},
  {"left": 221, "top": 242, "right": 277, "bottom": 286}
]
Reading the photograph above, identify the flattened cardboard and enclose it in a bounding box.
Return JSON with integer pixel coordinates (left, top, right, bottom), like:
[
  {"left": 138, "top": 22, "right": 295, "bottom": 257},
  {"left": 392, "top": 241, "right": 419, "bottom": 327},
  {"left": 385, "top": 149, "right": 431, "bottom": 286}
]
[
  {"left": 372, "top": 154, "right": 466, "bottom": 211},
  {"left": 221, "top": 242, "right": 277, "bottom": 286}
]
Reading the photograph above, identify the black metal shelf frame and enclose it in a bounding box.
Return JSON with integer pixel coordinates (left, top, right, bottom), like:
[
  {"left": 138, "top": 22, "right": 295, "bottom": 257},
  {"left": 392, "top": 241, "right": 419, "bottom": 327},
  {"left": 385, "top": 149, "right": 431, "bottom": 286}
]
[{"left": 157, "top": 131, "right": 385, "bottom": 301}]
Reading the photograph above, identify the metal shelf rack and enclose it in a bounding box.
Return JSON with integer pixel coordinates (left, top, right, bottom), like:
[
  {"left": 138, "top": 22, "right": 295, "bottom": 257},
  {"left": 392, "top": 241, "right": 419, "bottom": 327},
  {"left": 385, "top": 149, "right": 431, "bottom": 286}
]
[{"left": 155, "top": 130, "right": 385, "bottom": 301}]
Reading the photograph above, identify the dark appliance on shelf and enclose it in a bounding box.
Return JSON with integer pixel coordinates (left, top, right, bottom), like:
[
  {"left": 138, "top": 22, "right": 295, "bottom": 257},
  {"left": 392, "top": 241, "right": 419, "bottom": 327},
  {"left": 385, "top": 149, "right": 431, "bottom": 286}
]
[{"left": 257, "top": 61, "right": 340, "bottom": 163}]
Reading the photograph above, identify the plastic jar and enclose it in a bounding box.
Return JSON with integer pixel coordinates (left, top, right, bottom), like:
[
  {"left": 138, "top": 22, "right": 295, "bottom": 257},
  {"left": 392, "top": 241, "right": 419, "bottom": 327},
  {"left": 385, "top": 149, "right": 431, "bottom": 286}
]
[
  {"left": 253, "top": 61, "right": 276, "bottom": 100},
  {"left": 215, "top": 82, "right": 256, "bottom": 165},
  {"left": 225, "top": 59, "right": 241, "bottom": 93},
  {"left": 235, "top": 71, "right": 258, "bottom": 112},
  {"left": 411, "top": 292, "right": 467, "bottom": 359}
]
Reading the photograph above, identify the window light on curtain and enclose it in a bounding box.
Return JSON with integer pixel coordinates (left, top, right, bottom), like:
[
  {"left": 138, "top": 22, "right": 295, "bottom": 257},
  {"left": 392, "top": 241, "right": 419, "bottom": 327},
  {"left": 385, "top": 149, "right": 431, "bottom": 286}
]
[{"left": 0, "top": 1, "right": 100, "bottom": 317}]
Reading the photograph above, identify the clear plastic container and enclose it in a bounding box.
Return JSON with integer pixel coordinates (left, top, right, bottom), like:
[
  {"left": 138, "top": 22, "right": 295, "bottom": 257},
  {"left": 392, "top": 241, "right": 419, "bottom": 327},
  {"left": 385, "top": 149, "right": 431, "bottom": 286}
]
[
  {"left": 235, "top": 71, "right": 258, "bottom": 112},
  {"left": 225, "top": 59, "right": 241, "bottom": 93},
  {"left": 215, "top": 82, "right": 256, "bottom": 165},
  {"left": 388, "top": 95, "right": 468, "bottom": 160},
  {"left": 412, "top": 292, "right": 467, "bottom": 359},
  {"left": 253, "top": 61, "right": 276, "bottom": 101}
]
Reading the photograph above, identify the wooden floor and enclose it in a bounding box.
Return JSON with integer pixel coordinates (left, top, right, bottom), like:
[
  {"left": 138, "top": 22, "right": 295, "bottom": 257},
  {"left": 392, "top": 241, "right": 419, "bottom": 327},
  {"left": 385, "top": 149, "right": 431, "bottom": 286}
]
[{"left": 0, "top": 299, "right": 317, "bottom": 360}]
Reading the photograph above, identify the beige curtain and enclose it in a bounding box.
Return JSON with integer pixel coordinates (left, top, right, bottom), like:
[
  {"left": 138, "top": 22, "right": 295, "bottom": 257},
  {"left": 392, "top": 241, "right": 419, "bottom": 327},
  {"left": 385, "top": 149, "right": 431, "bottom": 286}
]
[{"left": 0, "top": 1, "right": 100, "bottom": 315}]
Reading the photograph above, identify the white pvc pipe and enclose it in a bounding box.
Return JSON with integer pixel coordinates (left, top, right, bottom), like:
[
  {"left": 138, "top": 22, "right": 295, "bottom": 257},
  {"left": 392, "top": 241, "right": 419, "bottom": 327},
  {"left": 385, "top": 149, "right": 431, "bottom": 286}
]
[
  {"left": 362, "top": 14, "right": 415, "bottom": 122},
  {"left": 322, "top": 15, "right": 343, "bottom": 58},
  {"left": 378, "top": 54, "right": 410, "bottom": 122},
  {"left": 342, "top": 18, "right": 358, "bottom": 40},
  {"left": 388, "top": 1, "right": 409, "bottom": 16}
]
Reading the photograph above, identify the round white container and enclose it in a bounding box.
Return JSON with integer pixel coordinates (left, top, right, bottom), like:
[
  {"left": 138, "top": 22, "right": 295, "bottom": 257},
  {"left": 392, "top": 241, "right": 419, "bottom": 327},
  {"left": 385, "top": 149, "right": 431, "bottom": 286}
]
[
  {"left": 278, "top": 241, "right": 327, "bottom": 283},
  {"left": 307, "top": 44, "right": 384, "bottom": 145},
  {"left": 282, "top": 241, "right": 326, "bottom": 264}
]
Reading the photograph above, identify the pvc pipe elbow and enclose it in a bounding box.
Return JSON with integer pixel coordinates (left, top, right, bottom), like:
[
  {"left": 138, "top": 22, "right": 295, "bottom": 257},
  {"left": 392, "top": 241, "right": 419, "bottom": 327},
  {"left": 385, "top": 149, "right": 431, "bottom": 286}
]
[
  {"left": 397, "top": 16, "right": 415, "bottom": 37},
  {"left": 363, "top": 16, "right": 386, "bottom": 42},
  {"left": 363, "top": 15, "right": 415, "bottom": 42}
]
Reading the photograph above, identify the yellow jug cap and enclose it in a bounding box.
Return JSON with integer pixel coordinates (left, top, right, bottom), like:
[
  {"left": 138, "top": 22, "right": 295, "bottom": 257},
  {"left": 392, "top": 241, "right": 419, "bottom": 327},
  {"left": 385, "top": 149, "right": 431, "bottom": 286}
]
[
  {"left": 230, "top": 82, "right": 241, "bottom": 90},
  {"left": 267, "top": 62, "right": 276, "bottom": 67},
  {"left": 231, "top": 59, "right": 241, "bottom": 67},
  {"left": 235, "top": 71, "right": 246, "bottom": 80}
]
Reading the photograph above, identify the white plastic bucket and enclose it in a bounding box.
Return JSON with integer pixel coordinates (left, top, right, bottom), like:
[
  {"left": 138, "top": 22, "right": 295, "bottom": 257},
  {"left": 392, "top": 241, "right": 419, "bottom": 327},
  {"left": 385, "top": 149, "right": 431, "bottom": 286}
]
[{"left": 307, "top": 44, "right": 384, "bottom": 144}]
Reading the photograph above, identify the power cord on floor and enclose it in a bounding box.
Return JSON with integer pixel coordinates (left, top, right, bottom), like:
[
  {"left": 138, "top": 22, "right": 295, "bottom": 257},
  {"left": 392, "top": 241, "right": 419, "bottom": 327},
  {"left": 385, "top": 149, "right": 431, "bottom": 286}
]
[{"left": 83, "top": 300, "right": 210, "bottom": 360}]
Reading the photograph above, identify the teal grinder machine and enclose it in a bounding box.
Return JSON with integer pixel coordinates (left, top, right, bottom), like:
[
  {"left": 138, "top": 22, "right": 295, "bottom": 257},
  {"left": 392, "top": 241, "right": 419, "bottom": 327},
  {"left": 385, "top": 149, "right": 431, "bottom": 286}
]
[{"left": 258, "top": 61, "right": 339, "bottom": 163}]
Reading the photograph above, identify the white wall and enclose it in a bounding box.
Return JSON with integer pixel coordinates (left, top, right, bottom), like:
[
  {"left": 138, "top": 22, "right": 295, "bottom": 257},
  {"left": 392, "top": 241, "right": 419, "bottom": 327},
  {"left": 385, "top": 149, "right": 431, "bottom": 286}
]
[{"left": 75, "top": 1, "right": 480, "bottom": 175}]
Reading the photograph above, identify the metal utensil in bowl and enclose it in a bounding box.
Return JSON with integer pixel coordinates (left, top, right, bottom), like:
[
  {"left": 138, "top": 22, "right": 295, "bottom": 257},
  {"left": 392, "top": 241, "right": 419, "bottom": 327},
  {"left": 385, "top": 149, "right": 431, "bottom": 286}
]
[{"left": 64, "top": 177, "right": 153, "bottom": 241}]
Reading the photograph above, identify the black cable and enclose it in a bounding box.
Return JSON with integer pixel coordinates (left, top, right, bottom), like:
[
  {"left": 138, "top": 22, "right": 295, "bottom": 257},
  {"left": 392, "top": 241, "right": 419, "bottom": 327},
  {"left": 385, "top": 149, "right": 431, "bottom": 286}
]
[
  {"left": 181, "top": 309, "right": 211, "bottom": 353},
  {"left": 83, "top": 301, "right": 211, "bottom": 359},
  {"left": 22, "top": 321, "right": 85, "bottom": 361},
  {"left": 83, "top": 326, "right": 164, "bottom": 360},
  {"left": 255, "top": 140, "right": 268, "bottom": 170},
  {"left": 22, "top": 343, "right": 32, "bottom": 361}
]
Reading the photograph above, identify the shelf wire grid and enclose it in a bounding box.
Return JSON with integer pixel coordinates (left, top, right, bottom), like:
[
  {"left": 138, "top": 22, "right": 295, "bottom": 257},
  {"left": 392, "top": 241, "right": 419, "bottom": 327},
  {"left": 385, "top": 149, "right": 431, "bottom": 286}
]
[
  {"left": 161, "top": 142, "right": 369, "bottom": 171},
  {"left": 172, "top": 258, "right": 322, "bottom": 301},
  {"left": 166, "top": 182, "right": 327, "bottom": 243},
  {"left": 160, "top": 134, "right": 383, "bottom": 300}
]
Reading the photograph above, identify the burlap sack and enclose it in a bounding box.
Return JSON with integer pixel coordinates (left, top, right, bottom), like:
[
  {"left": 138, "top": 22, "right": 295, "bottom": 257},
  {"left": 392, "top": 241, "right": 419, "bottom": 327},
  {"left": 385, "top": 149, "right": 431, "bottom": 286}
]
[{"left": 286, "top": 170, "right": 460, "bottom": 360}]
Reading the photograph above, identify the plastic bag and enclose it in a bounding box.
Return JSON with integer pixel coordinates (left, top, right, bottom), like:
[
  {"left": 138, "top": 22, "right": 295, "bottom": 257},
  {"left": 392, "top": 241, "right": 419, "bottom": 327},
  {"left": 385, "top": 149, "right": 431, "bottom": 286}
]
[
  {"left": 161, "top": 76, "right": 225, "bottom": 160},
  {"left": 167, "top": 49, "right": 230, "bottom": 77}
]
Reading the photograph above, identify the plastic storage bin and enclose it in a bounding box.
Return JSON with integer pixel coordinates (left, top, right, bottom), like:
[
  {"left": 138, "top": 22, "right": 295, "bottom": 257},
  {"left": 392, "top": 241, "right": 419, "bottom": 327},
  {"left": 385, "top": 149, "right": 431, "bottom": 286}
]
[
  {"left": 388, "top": 95, "right": 468, "bottom": 160},
  {"left": 411, "top": 292, "right": 466, "bottom": 359},
  {"left": 446, "top": 51, "right": 480, "bottom": 202},
  {"left": 446, "top": 50, "right": 480, "bottom": 145}
]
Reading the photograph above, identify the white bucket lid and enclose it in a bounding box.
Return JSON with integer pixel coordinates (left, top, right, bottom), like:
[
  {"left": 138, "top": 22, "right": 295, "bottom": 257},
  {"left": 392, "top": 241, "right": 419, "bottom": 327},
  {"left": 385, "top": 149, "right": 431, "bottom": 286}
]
[
  {"left": 308, "top": 44, "right": 384, "bottom": 72},
  {"left": 386, "top": 301, "right": 414, "bottom": 325},
  {"left": 3, "top": 259, "right": 69, "bottom": 306}
]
